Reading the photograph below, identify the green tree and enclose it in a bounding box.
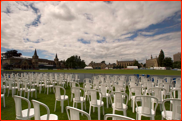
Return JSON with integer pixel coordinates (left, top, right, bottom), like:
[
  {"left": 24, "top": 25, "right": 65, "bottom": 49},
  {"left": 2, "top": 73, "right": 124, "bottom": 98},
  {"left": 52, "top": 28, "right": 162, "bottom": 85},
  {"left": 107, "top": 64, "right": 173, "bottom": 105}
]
[
  {"left": 133, "top": 60, "right": 141, "bottom": 68},
  {"left": 101, "top": 61, "right": 105, "bottom": 64},
  {"left": 1, "top": 50, "right": 22, "bottom": 59},
  {"left": 158, "top": 50, "right": 165, "bottom": 67},
  {"left": 65, "top": 55, "right": 86, "bottom": 69},
  {"left": 173, "top": 61, "right": 181, "bottom": 69},
  {"left": 162, "top": 57, "right": 173, "bottom": 68}
]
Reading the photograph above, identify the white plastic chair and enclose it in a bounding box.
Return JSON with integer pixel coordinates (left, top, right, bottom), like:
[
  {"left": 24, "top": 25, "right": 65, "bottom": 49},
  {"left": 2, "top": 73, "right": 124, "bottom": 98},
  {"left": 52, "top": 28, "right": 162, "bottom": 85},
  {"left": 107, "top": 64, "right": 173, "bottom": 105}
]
[
  {"left": 110, "top": 91, "right": 128, "bottom": 116},
  {"left": 148, "top": 87, "right": 167, "bottom": 111},
  {"left": 88, "top": 89, "right": 104, "bottom": 120},
  {"left": 66, "top": 106, "right": 91, "bottom": 120},
  {"left": 104, "top": 114, "right": 135, "bottom": 120},
  {"left": 83, "top": 82, "right": 93, "bottom": 101},
  {"left": 1, "top": 93, "right": 5, "bottom": 108},
  {"left": 70, "top": 82, "right": 80, "bottom": 101},
  {"left": 23, "top": 80, "right": 37, "bottom": 99},
  {"left": 100, "top": 83, "right": 111, "bottom": 108},
  {"left": 54, "top": 86, "right": 69, "bottom": 113},
  {"left": 32, "top": 99, "right": 58, "bottom": 120},
  {"left": 72, "top": 87, "right": 86, "bottom": 111},
  {"left": 130, "top": 87, "right": 143, "bottom": 113},
  {"left": 44, "top": 77, "right": 54, "bottom": 95},
  {"left": 161, "top": 98, "right": 181, "bottom": 120},
  {"left": 13, "top": 95, "right": 34, "bottom": 120},
  {"left": 135, "top": 95, "right": 158, "bottom": 120},
  {"left": 8, "top": 79, "right": 18, "bottom": 97}
]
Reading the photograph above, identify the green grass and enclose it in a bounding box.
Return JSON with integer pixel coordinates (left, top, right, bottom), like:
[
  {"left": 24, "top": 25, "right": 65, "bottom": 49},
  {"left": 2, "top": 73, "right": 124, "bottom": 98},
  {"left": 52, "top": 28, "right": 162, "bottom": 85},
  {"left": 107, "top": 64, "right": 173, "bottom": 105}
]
[
  {"left": 1, "top": 83, "right": 170, "bottom": 120},
  {"left": 3, "top": 69, "right": 181, "bottom": 76}
]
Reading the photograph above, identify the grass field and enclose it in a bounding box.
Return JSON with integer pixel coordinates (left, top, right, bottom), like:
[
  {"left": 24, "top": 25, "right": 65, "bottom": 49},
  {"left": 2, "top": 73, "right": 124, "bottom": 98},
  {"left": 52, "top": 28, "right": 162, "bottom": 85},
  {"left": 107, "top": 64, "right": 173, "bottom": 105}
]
[
  {"left": 1, "top": 83, "right": 170, "bottom": 120},
  {"left": 3, "top": 69, "right": 181, "bottom": 76}
]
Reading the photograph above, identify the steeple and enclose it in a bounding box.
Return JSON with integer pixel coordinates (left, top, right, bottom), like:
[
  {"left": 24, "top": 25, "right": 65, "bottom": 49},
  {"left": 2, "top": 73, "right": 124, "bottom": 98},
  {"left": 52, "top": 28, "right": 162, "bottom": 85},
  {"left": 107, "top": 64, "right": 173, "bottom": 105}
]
[
  {"left": 33, "top": 49, "right": 38, "bottom": 57},
  {"left": 151, "top": 55, "right": 153, "bottom": 59},
  {"left": 55, "top": 53, "right": 58, "bottom": 59}
]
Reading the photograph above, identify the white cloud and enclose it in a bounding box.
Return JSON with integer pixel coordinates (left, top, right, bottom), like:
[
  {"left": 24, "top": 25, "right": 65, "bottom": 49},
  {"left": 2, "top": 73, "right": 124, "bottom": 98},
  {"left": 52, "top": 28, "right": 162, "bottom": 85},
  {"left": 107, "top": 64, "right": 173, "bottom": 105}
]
[{"left": 1, "top": 1, "right": 181, "bottom": 65}]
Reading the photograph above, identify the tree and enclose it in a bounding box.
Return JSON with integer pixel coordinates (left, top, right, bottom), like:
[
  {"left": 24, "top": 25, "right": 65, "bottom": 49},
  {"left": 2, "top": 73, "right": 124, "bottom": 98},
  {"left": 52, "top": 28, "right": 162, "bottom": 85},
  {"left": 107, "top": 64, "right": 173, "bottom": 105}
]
[
  {"left": 1, "top": 50, "right": 22, "bottom": 59},
  {"left": 173, "top": 61, "right": 181, "bottom": 69},
  {"left": 101, "top": 61, "right": 105, "bottom": 64},
  {"left": 162, "top": 57, "right": 173, "bottom": 68},
  {"left": 65, "top": 55, "right": 86, "bottom": 69},
  {"left": 158, "top": 50, "right": 165, "bottom": 67},
  {"left": 133, "top": 60, "right": 141, "bottom": 68}
]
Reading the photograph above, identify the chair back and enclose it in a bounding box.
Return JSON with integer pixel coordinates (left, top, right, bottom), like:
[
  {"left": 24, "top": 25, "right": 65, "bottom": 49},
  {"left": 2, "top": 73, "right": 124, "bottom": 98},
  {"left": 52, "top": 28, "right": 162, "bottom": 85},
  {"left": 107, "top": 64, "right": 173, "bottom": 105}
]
[
  {"left": 135, "top": 95, "right": 158, "bottom": 116},
  {"left": 112, "top": 92, "right": 128, "bottom": 109},
  {"left": 72, "top": 87, "right": 82, "bottom": 101},
  {"left": 88, "top": 89, "right": 101, "bottom": 106},
  {"left": 148, "top": 87, "right": 166, "bottom": 102},
  {"left": 55, "top": 86, "right": 66, "bottom": 100},
  {"left": 104, "top": 114, "right": 135, "bottom": 120},
  {"left": 66, "top": 106, "right": 91, "bottom": 120},
  {"left": 13, "top": 95, "right": 31, "bottom": 119},
  {"left": 162, "top": 98, "right": 181, "bottom": 120},
  {"left": 32, "top": 99, "right": 50, "bottom": 120}
]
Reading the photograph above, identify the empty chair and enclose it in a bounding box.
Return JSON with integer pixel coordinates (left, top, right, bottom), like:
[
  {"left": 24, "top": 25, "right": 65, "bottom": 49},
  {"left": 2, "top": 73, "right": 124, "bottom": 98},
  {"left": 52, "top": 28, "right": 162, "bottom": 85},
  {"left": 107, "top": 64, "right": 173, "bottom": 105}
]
[
  {"left": 104, "top": 114, "right": 135, "bottom": 120},
  {"left": 66, "top": 106, "right": 91, "bottom": 120},
  {"left": 88, "top": 89, "right": 104, "bottom": 120},
  {"left": 22, "top": 80, "right": 37, "bottom": 99},
  {"left": 161, "top": 98, "right": 181, "bottom": 120},
  {"left": 100, "top": 83, "right": 111, "bottom": 108},
  {"left": 130, "top": 87, "right": 143, "bottom": 113},
  {"left": 13, "top": 95, "right": 34, "bottom": 120},
  {"left": 148, "top": 87, "right": 167, "bottom": 111},
  {"left": 1, "top": 80, "right": 5, "bottom": 107},
  {"left": 32, "top": 100, "right": 58, "bottom": 120},
  {"left": 135, "top": 95, "right": 158, "bottom": 120},
  {"left": 72, "top": 87, "right": 86, "bottom": 111},
  {"left": 1, "top": 92, "right": 5, "bottom": 108},
  {"left": 54, "top": 86, "right": 69, "bottom": 113},
  {"left": 70, "top": 82, "right": 80, "bottom": 101},
  {"left": 110, "top": 91, "right": 128, "bottom": 116}
]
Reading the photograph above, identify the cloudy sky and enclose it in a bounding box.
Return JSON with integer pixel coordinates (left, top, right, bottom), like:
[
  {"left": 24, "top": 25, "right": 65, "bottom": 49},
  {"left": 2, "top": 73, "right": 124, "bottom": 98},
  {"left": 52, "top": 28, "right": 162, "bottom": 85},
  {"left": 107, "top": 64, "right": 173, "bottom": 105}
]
[{"left": 1, "top": 1, "right": 181, "bottom": 64}]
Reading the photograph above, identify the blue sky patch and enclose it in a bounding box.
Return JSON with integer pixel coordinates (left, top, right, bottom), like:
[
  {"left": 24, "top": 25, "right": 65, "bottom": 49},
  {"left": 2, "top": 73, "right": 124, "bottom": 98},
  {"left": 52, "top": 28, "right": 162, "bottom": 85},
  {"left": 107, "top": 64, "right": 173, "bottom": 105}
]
[{"left": 78, "top": 38, "right": 90, "bottom": 44}]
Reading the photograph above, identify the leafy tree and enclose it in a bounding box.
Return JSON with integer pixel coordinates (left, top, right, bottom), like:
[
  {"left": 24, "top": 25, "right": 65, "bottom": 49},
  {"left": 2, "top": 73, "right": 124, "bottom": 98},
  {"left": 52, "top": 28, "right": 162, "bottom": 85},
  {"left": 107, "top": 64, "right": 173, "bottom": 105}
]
[
  {"left": 158, "top": 50, "right": 165, "bottom": 67},
  {"left": 101, "top": 61, "right": 105, "bottom": 64},
  {"left": 65, "top": 55, "right": 86, "bottom": 69},
  {"left": 133, "top": 60, "right": 141, "bottom": 68},
  {"left": 173, "top": 61, "right": 181, "bottom": 69},
  {"left": 162, "top": 57, "right": 173, "bottom": 68},
  {"left": 1, "top": 50, "right": 22, "bottom": 59}
]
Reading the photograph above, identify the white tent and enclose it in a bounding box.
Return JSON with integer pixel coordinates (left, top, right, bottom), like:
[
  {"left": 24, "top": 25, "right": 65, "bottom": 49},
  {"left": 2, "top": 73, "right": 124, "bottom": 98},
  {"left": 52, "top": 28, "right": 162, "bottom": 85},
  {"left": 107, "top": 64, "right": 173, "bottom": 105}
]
[{"left": 84, "top": 66, "right": 93, "bottom": 69}]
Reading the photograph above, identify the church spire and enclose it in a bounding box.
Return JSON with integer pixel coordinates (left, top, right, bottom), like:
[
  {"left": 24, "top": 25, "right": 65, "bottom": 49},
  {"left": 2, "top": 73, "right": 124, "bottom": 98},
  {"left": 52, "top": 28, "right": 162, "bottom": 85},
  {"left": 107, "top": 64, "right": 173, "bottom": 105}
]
[
  {"left": 55, "top": 53, "right": 58, "bottom": 59},
  {"left": 34, "top": 49, "right": 38, "bottom": 57}
]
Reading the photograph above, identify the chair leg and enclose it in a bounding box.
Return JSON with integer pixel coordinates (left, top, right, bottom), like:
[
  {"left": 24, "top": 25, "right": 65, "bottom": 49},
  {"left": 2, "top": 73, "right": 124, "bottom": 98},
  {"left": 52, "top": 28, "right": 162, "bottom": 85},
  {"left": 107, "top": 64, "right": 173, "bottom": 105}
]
[
  {"left": 89, "top": 105, "right": 91, "bottom": 115},
  {"left": 98, "top": 107, "right": 100, "bottom": 120},
  {"left": 47, "top": 87, "right": 49, "bottom": 95},
  {"left": 3, "top": 96, "right": 5, "bottom": 107},
  {"left": 106, "top": 97, "right": 108, "bottom": 108},
  {"left": 93, "top": 107, "right": 95, "bottom": 112},
  {"left": 85, "top": 101, "right": 86, "bottom": 110},
  {"left": 28, "top": 92, "right": 30, "bottom": 100},
  {"left": 68, "top": 99, "right": 69, "bottom": 106},
  {"left": 81, "top": 102, "right": 83, "bottom": 116},
  {"left": 54, "top": 100, "right": 57, "bottom": 112},
  {"left": 61, "top": 101, "right": 64, "bottom": 113},
  {"left": 124, "top": 110, "right": 126, "bottom": 116},
  {"left": 113, "top": 108, "right": 115, "bottom": 114},
  {"left": 102, "top": 106, "right": 104, "bottom": 115},
  {"left": 151, "top": 116, "right": 154, "bottom": 120}
]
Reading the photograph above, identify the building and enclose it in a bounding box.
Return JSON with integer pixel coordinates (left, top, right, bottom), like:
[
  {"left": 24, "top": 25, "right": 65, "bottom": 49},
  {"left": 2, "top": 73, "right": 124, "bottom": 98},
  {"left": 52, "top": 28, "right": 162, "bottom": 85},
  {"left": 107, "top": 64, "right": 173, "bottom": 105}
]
[
  {"left": 146, "top": 55, "right": 158, "bottom": 68},
  {"left": 2, "top": 49, "right": 63, "bottom": 69},
  {"left": 88, "top": 62, "right": 106, "bottom": 69},
  {"left": 173, "top": 52, "right": 181, "bottom": 62},
  {"left": 116, "top": 60, "right": 135, "bottom": 68}
]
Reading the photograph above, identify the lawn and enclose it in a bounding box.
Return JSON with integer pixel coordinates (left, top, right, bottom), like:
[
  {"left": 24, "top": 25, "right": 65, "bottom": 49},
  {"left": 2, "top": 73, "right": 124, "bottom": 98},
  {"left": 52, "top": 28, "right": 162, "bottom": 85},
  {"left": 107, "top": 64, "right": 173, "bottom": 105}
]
[
  {"left": 3, "top": 69, "right": 181, "bottom": 76},
  {"left": 1, "top": 83, "right": 170, "bottom": 120}
]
